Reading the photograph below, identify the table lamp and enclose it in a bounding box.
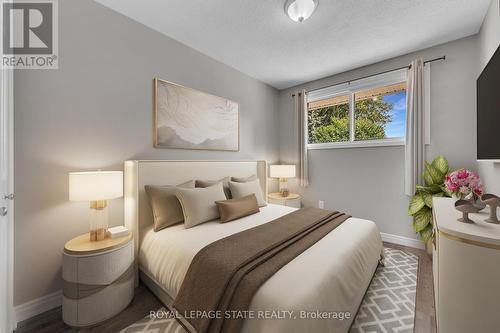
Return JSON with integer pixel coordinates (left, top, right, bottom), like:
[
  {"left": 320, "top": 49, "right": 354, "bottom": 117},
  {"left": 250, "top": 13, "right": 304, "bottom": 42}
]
[
  {"left": 270, "top": 165, "right": 296, "bottom": 197},
  {"left": 69, "top": 171, "right": 123, "bottom": 241}
]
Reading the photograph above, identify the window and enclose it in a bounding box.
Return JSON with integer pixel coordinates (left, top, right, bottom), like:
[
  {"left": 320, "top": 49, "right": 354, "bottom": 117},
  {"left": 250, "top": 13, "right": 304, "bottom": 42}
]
[{"left": 307, "top": 70, "right": 408, "bottom": 149}]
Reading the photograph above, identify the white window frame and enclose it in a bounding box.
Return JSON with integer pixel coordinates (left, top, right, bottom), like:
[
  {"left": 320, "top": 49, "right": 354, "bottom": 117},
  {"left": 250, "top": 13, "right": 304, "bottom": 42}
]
[{"left": 307, "top": 67, "right": 430, "bottom": 150}]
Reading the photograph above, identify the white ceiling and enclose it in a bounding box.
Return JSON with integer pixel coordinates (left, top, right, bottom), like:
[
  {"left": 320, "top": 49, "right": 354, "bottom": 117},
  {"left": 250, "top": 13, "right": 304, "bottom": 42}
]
[{"left": 95, "top": 0, "right": 491, "bottom": 90}]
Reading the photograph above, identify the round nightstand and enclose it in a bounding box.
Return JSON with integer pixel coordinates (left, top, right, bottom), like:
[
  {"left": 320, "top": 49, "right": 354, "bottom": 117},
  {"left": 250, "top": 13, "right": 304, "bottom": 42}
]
[
  {"left": 62, "top": 233, "right": 134, "bottom": 327},
  {"left": 267, "top": 192, "right": 301, "bottom": 208}
]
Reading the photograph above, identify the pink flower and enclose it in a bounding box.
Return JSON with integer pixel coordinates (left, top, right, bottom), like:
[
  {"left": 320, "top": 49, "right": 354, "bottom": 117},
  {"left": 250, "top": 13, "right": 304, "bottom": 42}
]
[
  {"left": 457, "top": 169, "right": 469, "bottom": 179},
  {"left": 459, "top": 186, "right": 471, "bottom": 195},
  {"left": 445, "top": 169, "right": 485, "bottom": 199}
]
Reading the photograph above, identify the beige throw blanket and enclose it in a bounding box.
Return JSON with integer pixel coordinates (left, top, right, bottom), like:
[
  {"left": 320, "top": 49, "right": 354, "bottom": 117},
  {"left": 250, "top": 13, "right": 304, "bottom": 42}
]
[{"left": 173, "top": 207, "right": 350, "bottom": 333}]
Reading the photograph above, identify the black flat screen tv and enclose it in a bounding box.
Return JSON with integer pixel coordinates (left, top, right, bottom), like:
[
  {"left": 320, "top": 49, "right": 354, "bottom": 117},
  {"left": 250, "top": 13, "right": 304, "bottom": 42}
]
[{"left": 477, "top": 44, "right": 500, "bottom": 160}]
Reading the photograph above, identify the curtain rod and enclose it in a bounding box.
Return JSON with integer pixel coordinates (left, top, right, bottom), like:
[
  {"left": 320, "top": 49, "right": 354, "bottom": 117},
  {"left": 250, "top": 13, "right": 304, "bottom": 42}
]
[{"left": 291, "top": 56, "right": 446, "bottom": 97}]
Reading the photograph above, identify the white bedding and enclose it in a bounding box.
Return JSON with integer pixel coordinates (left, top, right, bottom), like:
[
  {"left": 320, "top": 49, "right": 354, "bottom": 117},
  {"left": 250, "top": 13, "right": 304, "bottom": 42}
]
[{"left": 139, "top": 204, "right": 383, "bottom": 333}]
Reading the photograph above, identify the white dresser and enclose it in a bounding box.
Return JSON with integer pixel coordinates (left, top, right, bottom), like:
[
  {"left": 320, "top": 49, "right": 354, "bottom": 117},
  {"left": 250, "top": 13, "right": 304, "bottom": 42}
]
[
  {"left": 62, "top": 233, "right": 134, "bottom": 327},
  {"left": 432, "top": 197, "right": 500, "bottom": 333}
]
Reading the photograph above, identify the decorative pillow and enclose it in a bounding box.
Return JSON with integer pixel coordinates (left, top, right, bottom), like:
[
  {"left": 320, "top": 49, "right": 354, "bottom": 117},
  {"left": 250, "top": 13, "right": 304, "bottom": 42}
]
[
  {"left": 228, "top": 179, "right": 267, "bottom": 207},
  {"left": 195, "top": 177, "right": 231, "bottom": 199},
  {"left": 231, "top": 174, "right": 257, "bottom": 183},
  {"left": 215, "top": 194, "right": 260, "bottom": 223},
  {"left": 176, "top": 182, "right": 227, "bottom": 228},
  {"left": 145, "top": 180, "right": 195, "bottom": 232}
]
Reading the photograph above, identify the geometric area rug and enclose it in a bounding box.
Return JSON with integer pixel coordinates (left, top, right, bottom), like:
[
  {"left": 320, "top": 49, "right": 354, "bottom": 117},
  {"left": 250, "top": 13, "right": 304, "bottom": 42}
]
[
  {"left": 350, "top": 247, "right": 418, "bottom": 333},
  {"left": 120, "top": 247, "right": 418, "bottom": 333},
  {"left": 119, "top": 311, "right": 186, "bottom": 333}
]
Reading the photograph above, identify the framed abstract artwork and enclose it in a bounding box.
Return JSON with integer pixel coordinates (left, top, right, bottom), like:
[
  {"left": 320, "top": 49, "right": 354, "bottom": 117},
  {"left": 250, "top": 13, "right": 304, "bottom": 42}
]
[{"left": 153, "top": 78, "right": 239, "bottom": 151}]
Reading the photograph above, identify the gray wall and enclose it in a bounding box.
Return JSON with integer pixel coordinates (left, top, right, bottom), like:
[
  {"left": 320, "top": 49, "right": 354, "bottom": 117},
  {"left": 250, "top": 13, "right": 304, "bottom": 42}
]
[
  {"left": 278, "top": 36, "right": 479, "bottom": 240},
  {"left": 13, "top": 0, "right": 279, "bottom": 305},
  {"left": 477, "top": 0, "right": 500, "bottom": 194}
]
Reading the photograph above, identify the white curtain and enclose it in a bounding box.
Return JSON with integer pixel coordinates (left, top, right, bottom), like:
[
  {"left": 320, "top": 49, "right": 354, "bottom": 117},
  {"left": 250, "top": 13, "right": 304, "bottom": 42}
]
[
  {"left": 405, "top": 59, "right": 425, "bottom": 196},
  {"left": 295, "top": 89, "right": 309, "bottom": 187}
]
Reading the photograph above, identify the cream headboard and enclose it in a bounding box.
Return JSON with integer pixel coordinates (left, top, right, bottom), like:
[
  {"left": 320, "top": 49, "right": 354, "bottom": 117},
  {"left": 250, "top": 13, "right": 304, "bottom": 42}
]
[{"left": 124, "top": 160, "right": 268, "bottom": 260}]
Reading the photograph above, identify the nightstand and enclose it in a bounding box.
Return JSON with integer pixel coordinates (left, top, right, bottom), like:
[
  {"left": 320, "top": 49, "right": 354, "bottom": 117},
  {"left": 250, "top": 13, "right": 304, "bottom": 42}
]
[
  {"left": 267, "top": 192, "right": 301, "bottom": 208},
  {"left": 62, "top": 233, "right": 134, "bottom": 327}
]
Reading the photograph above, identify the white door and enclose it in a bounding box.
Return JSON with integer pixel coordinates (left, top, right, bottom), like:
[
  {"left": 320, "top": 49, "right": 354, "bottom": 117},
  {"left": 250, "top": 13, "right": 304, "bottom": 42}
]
[{"left": 0, "top": 2, "right": 15, "bottom": 331}]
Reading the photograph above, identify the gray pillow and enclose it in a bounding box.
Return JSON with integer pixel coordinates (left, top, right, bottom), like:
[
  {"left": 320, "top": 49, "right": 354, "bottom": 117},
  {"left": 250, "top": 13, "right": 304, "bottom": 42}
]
[
  {"left": 145, "top": 180, "right": 195, "bottom": 232},
  {"left": 231, "top": 174, "right": 257, "bottom": 183},
  {"left": 176, "top": 182, "right": 227, "bottom": 228},
  {"left": 195, "top": 177, "right": 231, "bottom": 199},
  {"left": 229, "top": 179, "right": 267, "bottom": 207}
]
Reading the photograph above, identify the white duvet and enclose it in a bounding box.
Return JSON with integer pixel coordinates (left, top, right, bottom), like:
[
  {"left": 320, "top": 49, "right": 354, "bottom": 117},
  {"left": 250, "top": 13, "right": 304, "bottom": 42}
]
[{"left": 139, "top": 204, "right": 383, "bottom": 333}]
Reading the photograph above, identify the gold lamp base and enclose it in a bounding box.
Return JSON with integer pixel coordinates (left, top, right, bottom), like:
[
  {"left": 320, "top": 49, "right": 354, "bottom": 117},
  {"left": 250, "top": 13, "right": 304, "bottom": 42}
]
[
  {"left": 90, "top": 228, "right": 107, "bottom": 241},
  {"left": 279, "top": 178, "right": 289, "bottom": 197},
  {"left": 89, "top": 200, "right": 108, "bottom": 241}
]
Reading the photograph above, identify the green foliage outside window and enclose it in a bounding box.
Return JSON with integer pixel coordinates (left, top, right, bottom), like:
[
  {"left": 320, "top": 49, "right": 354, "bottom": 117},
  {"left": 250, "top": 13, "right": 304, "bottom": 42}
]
[{"left": 308, "top": 98, "right": 393, "bottom": 143}]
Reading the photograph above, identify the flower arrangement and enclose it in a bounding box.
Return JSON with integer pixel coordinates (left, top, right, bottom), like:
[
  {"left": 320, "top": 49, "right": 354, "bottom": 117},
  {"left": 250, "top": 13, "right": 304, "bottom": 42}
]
[
  {"left": 444, "top": 169, "right": 484, "bottom": 200},
  {"left": 409, "top": 156, "right": 486, "bottom": 245}
]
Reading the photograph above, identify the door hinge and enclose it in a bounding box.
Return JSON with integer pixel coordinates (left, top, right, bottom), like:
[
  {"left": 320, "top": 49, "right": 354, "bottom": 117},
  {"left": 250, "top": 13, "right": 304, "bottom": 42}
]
[{"left": 3, "top": 194, "right": 14, "bottom": 200}]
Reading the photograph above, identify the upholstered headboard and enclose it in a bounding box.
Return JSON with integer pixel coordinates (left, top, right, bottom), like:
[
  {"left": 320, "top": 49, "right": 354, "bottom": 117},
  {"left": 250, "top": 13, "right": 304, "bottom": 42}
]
[{"left": 124, "top": 160, "right": 267, "bottom": 261}]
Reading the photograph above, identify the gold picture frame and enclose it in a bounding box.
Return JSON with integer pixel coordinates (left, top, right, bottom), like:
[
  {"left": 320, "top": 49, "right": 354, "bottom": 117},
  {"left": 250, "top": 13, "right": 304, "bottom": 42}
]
[{"left": 153, "top": 78, "right": 240, "bottom": 151}]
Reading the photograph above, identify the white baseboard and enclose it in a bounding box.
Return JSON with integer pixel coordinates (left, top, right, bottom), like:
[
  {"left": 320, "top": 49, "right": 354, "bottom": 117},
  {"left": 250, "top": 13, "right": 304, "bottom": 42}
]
[
  {"left": 14, "top": 290, "right": 62, "bottom": 326},
  {"left": 381, "top": 232, "right": 425, "bottom": 250}
]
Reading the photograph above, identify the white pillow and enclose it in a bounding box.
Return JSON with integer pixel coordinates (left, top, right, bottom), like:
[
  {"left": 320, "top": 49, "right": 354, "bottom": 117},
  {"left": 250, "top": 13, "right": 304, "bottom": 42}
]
[
  {"left": 175, "top": 182, "right": 227, "bottom": 228},
  {"left": 229, "top": 179, "right": 267, "bottom": 207}
]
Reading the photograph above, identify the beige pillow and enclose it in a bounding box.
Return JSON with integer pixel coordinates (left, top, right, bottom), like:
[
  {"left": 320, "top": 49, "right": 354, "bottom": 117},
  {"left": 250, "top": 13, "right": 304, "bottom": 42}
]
[
  {"left": 176, "top": 182, "right": 227, "bottom": 228},
  {"left": 231, "top": 174, "right": 257, "bottom": 183},
  {"left": 215, "top": 194, "right": 260, "bottom": 223},
  {"left": 229, "top": 179, "right": 267, "bottom": 207},
  {"left": 195, "top": 177, "right": 231, "bottom": 199},
  {"left": 145, "top": 180, "right": 195, "bottom": 232}
]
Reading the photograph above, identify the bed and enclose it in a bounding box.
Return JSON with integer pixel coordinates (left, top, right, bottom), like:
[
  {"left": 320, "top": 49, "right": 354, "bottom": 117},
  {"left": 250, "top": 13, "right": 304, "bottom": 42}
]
[{"left": 124, "top": 160, "right": 383, "bottom": 333}]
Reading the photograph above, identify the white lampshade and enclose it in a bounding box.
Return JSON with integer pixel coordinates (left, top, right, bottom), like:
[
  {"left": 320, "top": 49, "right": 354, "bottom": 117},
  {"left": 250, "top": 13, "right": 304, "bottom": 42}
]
[
  {"left": 270, "top": 165, "right": 296, "bottom": 178},
  {"left": 285, "top": 0, "right": 318, "bottom": 22},
  {"left": 69, "top": 171, "right": 123, "bottom": 201}
]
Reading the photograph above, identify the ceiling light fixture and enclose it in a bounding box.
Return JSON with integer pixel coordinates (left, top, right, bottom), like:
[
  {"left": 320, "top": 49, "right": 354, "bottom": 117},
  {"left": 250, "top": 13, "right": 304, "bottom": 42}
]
[{"left": 285, "top": 0, "right": 318, "bottom": 23}]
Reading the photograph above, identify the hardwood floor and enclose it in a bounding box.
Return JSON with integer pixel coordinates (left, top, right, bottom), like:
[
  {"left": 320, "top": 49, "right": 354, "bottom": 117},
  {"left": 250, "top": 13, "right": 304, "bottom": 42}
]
[{"left": 15, "top": 243, "right": 435, "bottom": 333}]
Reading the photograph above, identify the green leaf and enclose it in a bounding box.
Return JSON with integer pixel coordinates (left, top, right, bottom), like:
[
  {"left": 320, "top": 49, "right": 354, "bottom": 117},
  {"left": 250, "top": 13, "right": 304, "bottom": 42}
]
[
  {"left": 432, "top": 156, "right": 449, "bottom": 175},
  {"left": 422, "top": 193, "right": 433, "bottom": 208},
  {"left": 413, "top": 206, "right": 432, "bottom": 232},
  {"left": 408, "top": 194, "right": 426, "bottom": 216},
  {"left": 416, "top": 184, "right": 442, "bottom": 194},
  {"left": 420, "top": 224, "right": 433, "bottom": 242},
  {"left": 425, "top": 161, "right": 444, "bottom": 184},
  {"left": 423, "top": 170, "right": 434, "bottom": 186},
  {"left": 433, "top": 192, "right": 445, "bottom": 198}
]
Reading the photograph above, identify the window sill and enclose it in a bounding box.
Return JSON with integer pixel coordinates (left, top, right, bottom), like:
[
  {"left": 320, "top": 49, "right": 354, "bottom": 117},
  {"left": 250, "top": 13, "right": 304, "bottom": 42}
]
[{"left": 307, "top": 138, "right": 405, "bottom": 150}]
